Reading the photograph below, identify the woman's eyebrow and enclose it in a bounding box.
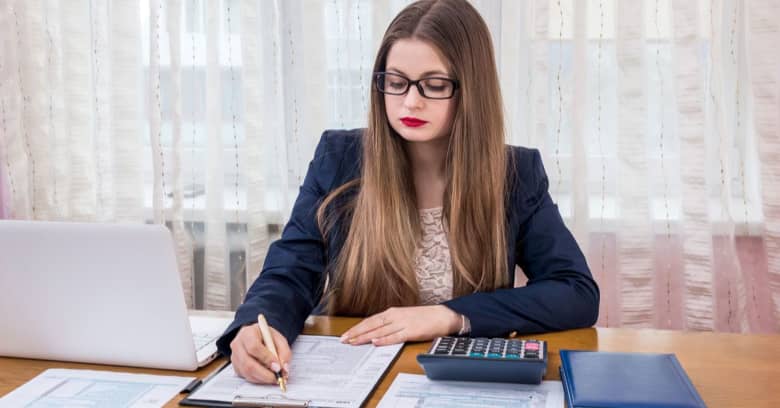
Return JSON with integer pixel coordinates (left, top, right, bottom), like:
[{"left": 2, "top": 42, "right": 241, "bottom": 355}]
[{"left": 386, "top": 67, "right": 449, "bottom": 77}]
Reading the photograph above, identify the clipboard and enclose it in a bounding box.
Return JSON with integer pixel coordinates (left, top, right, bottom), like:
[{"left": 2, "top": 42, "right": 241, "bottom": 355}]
[
  {"left": 180, "top": 362, "right": 311, "bottom": 407},
  {"left": 232, "top": 395, "right": 311, "bottom": 407},
  {"left": 179, "top": 335, "right": 404, "bottom": 408},
  {"left": 182, "top": 394, "right": 309, "bottom": 407},
  {"left": 179, "top": 362, "right": 311, "bottom": 407}
]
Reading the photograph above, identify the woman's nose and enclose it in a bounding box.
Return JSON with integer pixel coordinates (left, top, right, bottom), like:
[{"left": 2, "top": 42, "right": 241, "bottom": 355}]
[{"left": 403, "top": 85, "right": 424, "bottom": 110}]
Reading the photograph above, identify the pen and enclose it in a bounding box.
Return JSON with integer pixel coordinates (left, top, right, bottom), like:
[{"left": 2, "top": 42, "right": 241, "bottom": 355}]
[
  {"left": 257, "top": 314, "right": 287, "bottom": 393},
  {"left": 181, "top": 359, "right": 229, "bottom": 394},
  {"left": 181, "top": 377, "right": 201, "bottom": 394}
]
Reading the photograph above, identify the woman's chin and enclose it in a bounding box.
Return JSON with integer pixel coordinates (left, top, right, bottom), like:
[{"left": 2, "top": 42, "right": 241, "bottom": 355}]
[{"left": 393, "top": 127, "right": 446, "bottom": 144}]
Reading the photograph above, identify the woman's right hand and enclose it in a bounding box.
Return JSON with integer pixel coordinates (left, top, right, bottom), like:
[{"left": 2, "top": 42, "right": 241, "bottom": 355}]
[{"left": 230, "top": 323, "right": 292, "bottom": 384}]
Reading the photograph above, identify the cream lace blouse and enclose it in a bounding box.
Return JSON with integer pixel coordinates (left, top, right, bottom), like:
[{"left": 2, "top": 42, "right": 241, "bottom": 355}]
[{"left": 415, "top": 207, "right": 454, "bottom": 305}]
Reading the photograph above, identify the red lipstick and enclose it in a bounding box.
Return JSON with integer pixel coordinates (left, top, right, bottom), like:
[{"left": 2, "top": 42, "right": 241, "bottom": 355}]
[{"left": 400, "top": 117, "right": 428, "bottom": 128}]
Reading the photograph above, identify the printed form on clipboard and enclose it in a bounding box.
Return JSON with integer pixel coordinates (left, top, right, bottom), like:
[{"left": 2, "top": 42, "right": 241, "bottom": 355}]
[{"left": 181, "top": 335, "right": 404, "bottom": 408}]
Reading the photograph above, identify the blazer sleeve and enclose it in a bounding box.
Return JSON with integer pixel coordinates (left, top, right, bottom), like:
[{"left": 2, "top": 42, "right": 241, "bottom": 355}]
[
  {"left": 216, "top": 131, "right": 339, "bottom": 356},
  {"left": 443, "top": 149, "right": 600, "bottom": 337}
]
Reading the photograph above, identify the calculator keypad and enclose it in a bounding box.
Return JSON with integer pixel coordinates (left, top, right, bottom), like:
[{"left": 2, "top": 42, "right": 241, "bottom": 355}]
[{"left": 430, "top": 337, "right": 544, "bottom": 360}]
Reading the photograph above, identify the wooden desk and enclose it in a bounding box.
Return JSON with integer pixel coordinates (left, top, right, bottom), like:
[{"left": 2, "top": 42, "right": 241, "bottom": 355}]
[{"left": 1, "top": 316, "right": 779, "bottom": 407}]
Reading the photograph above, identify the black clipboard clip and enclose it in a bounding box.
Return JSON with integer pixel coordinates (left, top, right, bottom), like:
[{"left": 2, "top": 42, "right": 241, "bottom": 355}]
[{"left": 232, "top": 394, "right": 311, "bottom": 407}]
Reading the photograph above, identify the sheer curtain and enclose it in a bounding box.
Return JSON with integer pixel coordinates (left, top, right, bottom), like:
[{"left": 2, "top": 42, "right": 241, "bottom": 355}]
[{"left": 0, "top": 0, "right": 777, "bottom": 332}]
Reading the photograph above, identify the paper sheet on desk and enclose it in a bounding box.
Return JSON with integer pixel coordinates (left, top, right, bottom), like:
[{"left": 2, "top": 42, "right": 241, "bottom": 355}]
[
  {"left": 377, "top": 373, "right": 564, "bottom": 408},
  {"left": 188, "top": 335, "right": 403, "bottom": 408},
  {"left": 0, "top": 368, "right": 194, "bottom": 408}
]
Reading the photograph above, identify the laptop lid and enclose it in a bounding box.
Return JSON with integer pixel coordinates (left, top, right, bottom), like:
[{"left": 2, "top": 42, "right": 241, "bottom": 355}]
[{"left": 0, "top": 220, "right": 201, "bottom": 371}]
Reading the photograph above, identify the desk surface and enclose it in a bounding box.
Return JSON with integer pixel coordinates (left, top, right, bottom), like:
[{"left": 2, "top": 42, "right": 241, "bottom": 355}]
[{"left": 1, "top": 316, "right": 779, "bottom": 407}]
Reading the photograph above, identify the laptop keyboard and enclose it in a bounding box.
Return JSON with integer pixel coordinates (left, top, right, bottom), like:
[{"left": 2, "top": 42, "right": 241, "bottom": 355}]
[{"left": 192, "top": 332, "right": 217, "bottom": 351}]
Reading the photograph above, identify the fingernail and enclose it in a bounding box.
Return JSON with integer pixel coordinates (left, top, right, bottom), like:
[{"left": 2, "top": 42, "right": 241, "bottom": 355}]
[
  {"left": 371, "top": 338, "right": 378, "bottom": 345},
  {"left": 339, "top": 334, "right": 348, "bottom": 342},
  {"left": 284, "top": 363, "right": 291, "bottom": 376},
  {"left": 348, "top": 338, "right": 357, "bottom": 344},
  {"left": 271, "top": 362, "right": 281, "bottom": 372}
]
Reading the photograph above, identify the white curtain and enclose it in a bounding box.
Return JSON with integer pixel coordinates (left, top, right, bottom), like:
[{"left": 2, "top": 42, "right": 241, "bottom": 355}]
[{"left": 1, "top": 0, "right": 778, "bottom": 332}]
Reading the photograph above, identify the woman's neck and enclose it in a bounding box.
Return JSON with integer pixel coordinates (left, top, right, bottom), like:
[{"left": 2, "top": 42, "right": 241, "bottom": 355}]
[
  {"left": 404, "top": 138, "right": 449, "bottom": 209},
  {"left": 404, "top": 138, "right": 448, "bottom": 178}
]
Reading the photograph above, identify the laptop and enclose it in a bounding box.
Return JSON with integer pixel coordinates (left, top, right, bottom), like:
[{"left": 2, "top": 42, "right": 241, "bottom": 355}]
[{"left": 0, "top": 220, "right": 233, "bottom": 371}]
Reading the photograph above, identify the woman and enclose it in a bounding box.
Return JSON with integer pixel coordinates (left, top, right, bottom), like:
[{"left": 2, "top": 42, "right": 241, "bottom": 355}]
[{"left": 218, "top": 0, "right": 599, "bottom": 385}]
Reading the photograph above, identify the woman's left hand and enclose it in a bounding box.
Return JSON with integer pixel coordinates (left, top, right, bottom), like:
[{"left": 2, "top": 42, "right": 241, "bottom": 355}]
[{"left": 339, "top": 305, "right": 462, "bottom": 346}]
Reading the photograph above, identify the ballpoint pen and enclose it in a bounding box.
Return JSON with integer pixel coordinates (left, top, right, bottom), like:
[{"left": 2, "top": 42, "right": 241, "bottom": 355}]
[{"left": 257, "top": 314, "right": 287, "bottom": 393}]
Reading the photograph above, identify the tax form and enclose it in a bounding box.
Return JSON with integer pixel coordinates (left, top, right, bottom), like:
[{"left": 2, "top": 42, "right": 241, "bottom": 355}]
[
  {"left": 184, "top": 335, "right": 403, "bottom": 408},
  {"left": 0, "top": 369, "right": 194, "bottom": 408},
  {"left": 377, "top": 373, "right": 565, "bottom": 408}
]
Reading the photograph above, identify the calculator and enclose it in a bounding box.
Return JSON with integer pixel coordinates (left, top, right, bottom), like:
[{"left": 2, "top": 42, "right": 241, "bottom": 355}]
[{"left": 416, "top": 336, "right": 548, "bottom": 384}]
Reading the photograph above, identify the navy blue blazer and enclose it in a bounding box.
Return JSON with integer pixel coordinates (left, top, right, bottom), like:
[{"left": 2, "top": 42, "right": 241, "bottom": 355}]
[{"left": 217, "top": 129, "right": 599, "bottom": 355}]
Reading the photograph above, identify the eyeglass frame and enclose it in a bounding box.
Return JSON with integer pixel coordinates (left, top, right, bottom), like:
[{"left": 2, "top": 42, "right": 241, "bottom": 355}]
[{"left": 373, "top": 71, "right": 460, "bottom": 100}]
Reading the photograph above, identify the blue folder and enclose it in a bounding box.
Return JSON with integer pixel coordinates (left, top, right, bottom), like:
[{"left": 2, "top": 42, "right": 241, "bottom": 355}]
[{"left": 559, "top": 350, "right": 707, "bottom": 408}]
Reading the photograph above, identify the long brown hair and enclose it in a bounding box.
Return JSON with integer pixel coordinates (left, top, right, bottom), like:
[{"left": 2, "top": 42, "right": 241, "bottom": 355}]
[{"left": 317, "top": 0, "right": 510, "bottom": 315}]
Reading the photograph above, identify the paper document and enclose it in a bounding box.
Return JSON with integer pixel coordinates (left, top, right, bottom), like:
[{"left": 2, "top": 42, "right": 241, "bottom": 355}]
[
  {"left": 186, "top": 335, "right": 403, "bottom": 408},
  {"left": 0, "top": 368, "right": 194, "bottom": 408},
  {"left": 377, "top": 373, "right": 564, "bottom": 408}
]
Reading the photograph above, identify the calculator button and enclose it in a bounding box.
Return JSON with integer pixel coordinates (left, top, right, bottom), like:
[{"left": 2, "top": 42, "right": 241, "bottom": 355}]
[
  {"left": 487, "top": 353, "right": 503, "bottom": 358},
  {"left": 505, "top": 353, "right": 520, "bottom": 359}
]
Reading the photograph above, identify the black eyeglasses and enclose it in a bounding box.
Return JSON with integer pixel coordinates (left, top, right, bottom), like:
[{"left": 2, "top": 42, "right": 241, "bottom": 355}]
[{"left": 374, "top": 72, "right": 459, "bottom": 100}]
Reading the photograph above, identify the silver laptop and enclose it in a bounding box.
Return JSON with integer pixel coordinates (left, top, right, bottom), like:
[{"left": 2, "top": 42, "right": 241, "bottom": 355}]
[{"left": 0, "top": 220, "right": 232, "bottom": 371}]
